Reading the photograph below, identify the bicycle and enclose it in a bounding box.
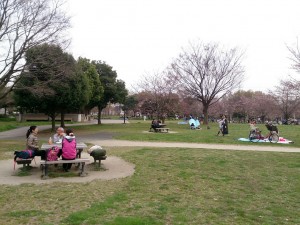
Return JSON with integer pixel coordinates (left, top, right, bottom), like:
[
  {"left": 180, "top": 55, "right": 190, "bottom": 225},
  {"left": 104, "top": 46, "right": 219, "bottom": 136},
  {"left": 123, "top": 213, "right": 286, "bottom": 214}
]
[
  {"left": 267, "top": 130, "right": 279, "bottom": 143},
  {"left": 265, "top": 123, "right": 279, "bottom": 143}
]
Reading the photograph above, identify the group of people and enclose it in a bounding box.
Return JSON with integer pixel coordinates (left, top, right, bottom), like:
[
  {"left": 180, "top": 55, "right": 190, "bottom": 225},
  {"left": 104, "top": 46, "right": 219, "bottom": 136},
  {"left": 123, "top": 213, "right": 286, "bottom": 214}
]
[
  {"left": 216, "top": 115, "right": 229, "bottom": 136},
  {"left": 249, "top": 119, "right": 279, "bottom": 140},
  {"left": 26, "top": 125, "right": 77, "bottom": 172},
  {"left": 150, "top": 119, "right": 163, "bottom": 131}
]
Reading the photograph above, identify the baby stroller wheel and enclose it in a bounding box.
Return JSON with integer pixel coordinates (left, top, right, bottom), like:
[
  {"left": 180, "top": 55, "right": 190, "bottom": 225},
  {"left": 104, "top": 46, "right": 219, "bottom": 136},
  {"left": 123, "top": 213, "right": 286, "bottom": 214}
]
[{"left": 269, "top": 132, "right": 279, "bottom": 143}]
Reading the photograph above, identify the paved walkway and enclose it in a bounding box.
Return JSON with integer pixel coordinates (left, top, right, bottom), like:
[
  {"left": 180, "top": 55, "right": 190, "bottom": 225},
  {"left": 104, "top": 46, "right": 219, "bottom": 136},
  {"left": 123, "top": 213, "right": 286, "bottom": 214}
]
[
  {"left": 0, "top": 119, "right": 127, "bottom": 139},
  {"left": 92, "top": 140, "right": 300, "bottom": 153}
]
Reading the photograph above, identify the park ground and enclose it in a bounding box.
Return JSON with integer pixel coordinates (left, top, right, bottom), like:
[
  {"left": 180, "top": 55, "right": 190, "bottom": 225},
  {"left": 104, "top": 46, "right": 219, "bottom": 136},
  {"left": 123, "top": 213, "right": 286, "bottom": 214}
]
[{"left": 0, "top": 119, "right": 299, "bottom": 224}]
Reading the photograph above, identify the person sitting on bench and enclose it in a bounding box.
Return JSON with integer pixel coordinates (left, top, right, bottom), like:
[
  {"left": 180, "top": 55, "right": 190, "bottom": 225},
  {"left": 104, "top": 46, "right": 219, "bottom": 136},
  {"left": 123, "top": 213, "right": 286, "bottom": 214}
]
[
  {"left": 53, "top": 127, "right": 65, "bottom": 143},
  {"left": 26, "top": 125, "right": 46, "bottom": 160},
  {"left": 61, "top": 129, "right": 77, "bottom": 172},
  {"left": 150, "top": 119, "right": 159, "bottom": 131}
]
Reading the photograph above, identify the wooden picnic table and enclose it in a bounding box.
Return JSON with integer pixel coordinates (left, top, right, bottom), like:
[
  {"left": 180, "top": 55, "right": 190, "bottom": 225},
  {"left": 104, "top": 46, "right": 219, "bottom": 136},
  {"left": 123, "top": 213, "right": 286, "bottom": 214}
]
[
  {"left": 149, "top": 123, "right": 170, "bottom": 133},
  {"left": 40, "top": 158, "right": 90, "bottom": 179},
  {"left": 41, "top": 142, "right": 87, "bottom": 158},
  {"left": 158, "top": 124, "right": 166, "bottom": 128}
]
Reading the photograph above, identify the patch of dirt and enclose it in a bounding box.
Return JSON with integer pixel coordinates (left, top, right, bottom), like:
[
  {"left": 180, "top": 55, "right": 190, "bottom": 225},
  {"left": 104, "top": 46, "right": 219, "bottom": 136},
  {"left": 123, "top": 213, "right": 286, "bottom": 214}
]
[
  {"left": 142, "top": 131, "right": 178, "bottom": 134},
  {"left": 0, "top": 153, "right": 135, "bottom": 185}
]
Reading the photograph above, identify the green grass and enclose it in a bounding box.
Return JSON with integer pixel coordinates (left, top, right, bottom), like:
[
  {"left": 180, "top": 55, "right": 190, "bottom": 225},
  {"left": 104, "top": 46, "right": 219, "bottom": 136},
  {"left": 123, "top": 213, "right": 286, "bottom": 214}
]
[
  {"left": 55, "top": 120, "right": 300, "bottom": 147},
  {"left": 0, "top": 119, "right": 76, "bottom": 132},
  {"left": 2, "top": 119, "right": 300, "bottom": 147},
  {"left": 14, "top": 166, "right": 33, "bottom": 176},
  {"left": 0, "top": 147, "right": 299, "bottom": 224},
  {"left": 0, "top": 123, "right": 18, "bottom": 132},
  {"left": 0, "top": 120, "right": 299, "bottom": 224}
]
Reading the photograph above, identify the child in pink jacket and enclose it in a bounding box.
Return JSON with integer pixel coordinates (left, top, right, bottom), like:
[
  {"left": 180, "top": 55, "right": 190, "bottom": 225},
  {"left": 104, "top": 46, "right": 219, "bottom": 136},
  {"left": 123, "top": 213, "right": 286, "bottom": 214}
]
[{"left": 61, "top": 129, "right": 77, "bottom": 172}]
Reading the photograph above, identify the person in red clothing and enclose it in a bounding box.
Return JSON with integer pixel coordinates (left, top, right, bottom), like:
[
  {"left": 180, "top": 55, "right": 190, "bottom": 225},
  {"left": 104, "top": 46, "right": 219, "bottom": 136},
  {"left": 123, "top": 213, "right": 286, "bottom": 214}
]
[{"left": 61, "top": 128, "right": 77, "bottom": 172}]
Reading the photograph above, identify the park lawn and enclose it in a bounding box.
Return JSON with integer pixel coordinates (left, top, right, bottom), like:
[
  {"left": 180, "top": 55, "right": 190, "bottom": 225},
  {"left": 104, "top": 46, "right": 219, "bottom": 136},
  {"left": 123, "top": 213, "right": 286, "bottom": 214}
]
[
  {"left": 0, "top": 147, "right": 299, "bottom": 224},
  {"left": 55, "top": 120, "right": 300, "bottom": 147},
  {"left": 0, "top": 140, "right": 25, "bottom": 160},
  {"left": 0, "top": 119, "right": 76, "bottom": 132},
  {"left": 1, "top": 121, "right": 299, "bottom": 160},
  {"left": 1, "top": 118, "right": 300, "bottom": 147}
]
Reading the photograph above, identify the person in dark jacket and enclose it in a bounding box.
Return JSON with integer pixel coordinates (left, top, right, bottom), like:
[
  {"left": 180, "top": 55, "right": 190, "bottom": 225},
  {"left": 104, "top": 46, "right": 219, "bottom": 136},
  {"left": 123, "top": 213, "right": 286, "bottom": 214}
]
[{"left": 222, "top": 115, "right": 229, "bottom": 136}]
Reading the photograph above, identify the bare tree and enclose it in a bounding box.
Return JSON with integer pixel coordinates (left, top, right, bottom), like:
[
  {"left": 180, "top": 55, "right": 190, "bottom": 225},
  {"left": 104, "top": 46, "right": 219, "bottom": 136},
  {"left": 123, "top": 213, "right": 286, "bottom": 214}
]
[
  {"left": 251, "top": 91, "right": 278, "bottom": 122},
  {"left": 287, "top": 39, "right": 300, "bottom": 73},
  {"left": 0, "top": 0, "right": 70, "bottom": 99},
  {"left": 170, "top": 42, "right": 244, "bottom": 125},
  {"left": 137, "top": 71, "right": 180, "bottom": 123},
  {"left": 269, "top": 79, "right": 300, "bottom": 121},
  {"left": 225, "top": 91, "right": 253, "bottom": 123}
]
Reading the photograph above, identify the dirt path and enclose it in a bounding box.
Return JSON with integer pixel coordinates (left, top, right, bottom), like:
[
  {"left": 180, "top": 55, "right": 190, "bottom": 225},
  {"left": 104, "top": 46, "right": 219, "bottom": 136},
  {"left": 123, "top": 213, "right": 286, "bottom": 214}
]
[
  {"left": 95, "top": 140, "right": 300, "bottom": 153},
  {"left": 1, "top": 153, "right": 134, "bottom": 185}
]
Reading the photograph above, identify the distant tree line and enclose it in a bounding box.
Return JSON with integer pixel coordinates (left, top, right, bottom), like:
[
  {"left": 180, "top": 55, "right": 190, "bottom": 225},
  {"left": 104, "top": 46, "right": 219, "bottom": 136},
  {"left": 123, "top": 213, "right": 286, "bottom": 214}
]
[{"left": 131, "top": 41, "right": 300, "bottom": 125}]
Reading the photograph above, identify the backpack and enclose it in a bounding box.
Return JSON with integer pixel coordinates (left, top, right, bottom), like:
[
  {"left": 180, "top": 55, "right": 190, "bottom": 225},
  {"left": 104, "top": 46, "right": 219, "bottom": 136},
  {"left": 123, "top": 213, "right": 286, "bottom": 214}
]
[
  {"left": 14, "top": 150, "right": 35, "bottom": 160},
  {"left": 46, "top": 146, "right": 60, "bottom": 161}
]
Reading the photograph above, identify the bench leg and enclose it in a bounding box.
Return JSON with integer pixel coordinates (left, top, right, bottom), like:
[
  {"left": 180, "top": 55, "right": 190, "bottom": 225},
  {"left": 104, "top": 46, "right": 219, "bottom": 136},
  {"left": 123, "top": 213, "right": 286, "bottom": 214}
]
[
  {"left": 42, "top": 164, "right": 49, "bottom": 180},
  {"left": 76, "top": 149, "right": 83, "bottom": 158},
  {"left": 79, "top": 162, "right": 87, "bottom": 177},
  {"left": 75, "top": 149, "right": 83, "bottom": 168}
]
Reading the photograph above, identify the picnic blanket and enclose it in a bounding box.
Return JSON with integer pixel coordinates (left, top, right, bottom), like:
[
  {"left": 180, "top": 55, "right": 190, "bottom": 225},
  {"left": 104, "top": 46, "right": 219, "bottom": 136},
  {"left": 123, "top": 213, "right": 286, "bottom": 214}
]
[{"left": 238, "top": 137, "right": 293, "bottom": 144}]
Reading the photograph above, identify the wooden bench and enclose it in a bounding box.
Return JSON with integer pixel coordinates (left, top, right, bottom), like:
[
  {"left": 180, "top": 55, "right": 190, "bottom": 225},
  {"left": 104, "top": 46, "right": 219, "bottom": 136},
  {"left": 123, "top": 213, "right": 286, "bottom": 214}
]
[
  {"left": 14, "top": 158, "right": 35, "bottom": 170},
  {"left": 154, "top": 127, "right": 170, "bottom": 133},
  {"left": 40, "top": 158, "right": 90, "bottom": 179}
]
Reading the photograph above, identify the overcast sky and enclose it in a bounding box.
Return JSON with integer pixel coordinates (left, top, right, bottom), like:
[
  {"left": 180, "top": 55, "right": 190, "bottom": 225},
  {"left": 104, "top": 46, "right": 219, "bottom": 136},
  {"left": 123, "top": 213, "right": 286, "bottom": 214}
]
[{"left": 67, "top": 0, "right": 300, "bottom": 92}]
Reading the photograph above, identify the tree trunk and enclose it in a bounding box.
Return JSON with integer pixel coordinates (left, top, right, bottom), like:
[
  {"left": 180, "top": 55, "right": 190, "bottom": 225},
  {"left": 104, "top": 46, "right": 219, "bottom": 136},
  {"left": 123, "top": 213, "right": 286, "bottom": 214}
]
[
  {"left": 20, "top": 114, "right": 25, "bottom": 122},
  {"left": 50, "top": 113, "right": 56, "bottom": 132},
  {"left": 97, "top": 106, "right": 102, "bottom": 125},
  {"left": 161, "top": 115, "right": 165, "bottom": 124},
  {"left": 60, "top": 111, "right": 65, "bottom": 128},
  {"left": 202, "top": 104, "right": 209, "bottom": 125},
  {"left": 123, "top": 111, "right": 126, "bottom": 124}
]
